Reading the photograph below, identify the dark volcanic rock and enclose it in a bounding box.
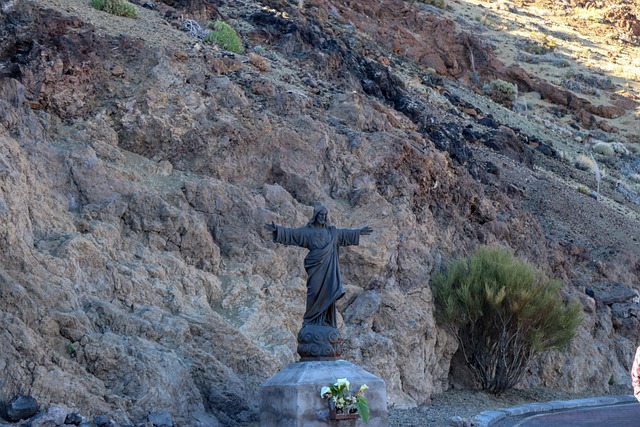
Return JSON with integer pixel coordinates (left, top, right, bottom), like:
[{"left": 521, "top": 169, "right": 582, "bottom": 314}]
[
  {"left": 6, "top": 395, "right": 39, "bottom": 422},
  {"left": 65, "top": 412, "right": 84, "bottom": 425},
  {"left": 481, "top": 126, "right": 534, "bottom": 167},
  {"left": 593, "top": 281, "right": 639, "bottom": 305}
]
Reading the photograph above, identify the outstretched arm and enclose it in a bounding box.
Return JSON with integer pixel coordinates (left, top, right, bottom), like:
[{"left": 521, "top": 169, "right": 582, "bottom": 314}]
[
  {"left": 337, "top": 226, "right": 372, "bottom": 246},
  {"left": 266, "top": 222, "right": 309, "bottom": 247}
]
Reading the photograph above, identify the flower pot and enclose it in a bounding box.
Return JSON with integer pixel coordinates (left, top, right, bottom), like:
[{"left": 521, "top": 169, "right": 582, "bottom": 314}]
[
  {"left": 328, "top": 399, "right": 360, "bottom": 421},
  {"left": 329, "top": 409, "right": 360, "bottom": 421}
]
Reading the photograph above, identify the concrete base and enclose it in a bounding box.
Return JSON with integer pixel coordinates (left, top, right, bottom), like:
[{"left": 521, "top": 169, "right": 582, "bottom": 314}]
[{"left": 260, "top": 360, "right": 387, "bottom": 427}]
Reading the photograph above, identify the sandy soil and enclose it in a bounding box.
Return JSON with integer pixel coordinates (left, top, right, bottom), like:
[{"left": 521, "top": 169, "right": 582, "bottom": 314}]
[{"left": 443, "top": 0, "right": 640, "bottom": 143}]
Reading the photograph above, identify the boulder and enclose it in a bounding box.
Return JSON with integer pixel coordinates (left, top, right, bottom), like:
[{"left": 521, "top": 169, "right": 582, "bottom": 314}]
[{"left": 6, "top": 395, "right": 39, "bottom": 422}]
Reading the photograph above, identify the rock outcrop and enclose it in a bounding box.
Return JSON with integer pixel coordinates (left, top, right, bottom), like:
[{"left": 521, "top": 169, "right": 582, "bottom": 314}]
[{"left": 0, "top": 0, "right": 639, "bottom": 425}]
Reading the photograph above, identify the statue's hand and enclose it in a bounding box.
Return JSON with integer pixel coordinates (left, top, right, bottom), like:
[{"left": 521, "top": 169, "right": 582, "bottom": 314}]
[
  {"left": 264, "top": 221, "right": 277, "bottom": 232},
  {"left": 359, "top": 226, "right": 373, "bottom": 236}
]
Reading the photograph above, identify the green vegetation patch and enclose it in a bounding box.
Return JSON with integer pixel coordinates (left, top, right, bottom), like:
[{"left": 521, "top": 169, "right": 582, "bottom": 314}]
[
  {"left": 483, "top": 79, "right": 518, "bottom": 107},
  {"left": 205, "top": 21, "right": 244, "bottom": 54},
  {"left": 432, "top": 246, "right": 581, "bottom": 395},
  {"left": 423, "top": 0, "right": 446, "bottom": 9},
  {"left": 522, "top": 32, "right": 557, "bottom": 55},
  {"left": 577, "top": 184, "right": 590, "bottom": 195},
  {"left": 89, "top": 0, "right": 137, "bottom": 18},
  {"left": 409, "top": 0, "right": 447, "bottom": 9}
]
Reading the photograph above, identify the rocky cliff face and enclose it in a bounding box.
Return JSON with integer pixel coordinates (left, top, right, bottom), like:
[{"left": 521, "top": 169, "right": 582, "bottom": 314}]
[{"left": 1, "top": 0, "right": 640, "bottom": 425}]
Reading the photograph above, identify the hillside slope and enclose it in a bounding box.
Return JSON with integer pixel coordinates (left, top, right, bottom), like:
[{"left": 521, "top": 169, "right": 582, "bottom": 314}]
[{"left": 1, "top": 0, "right": 640, "bottom": 425}]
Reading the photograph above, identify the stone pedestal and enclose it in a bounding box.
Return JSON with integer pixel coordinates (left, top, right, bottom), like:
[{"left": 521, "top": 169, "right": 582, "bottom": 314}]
[{"left": 260, "top": 360, "right": 387, "bottom": 427}]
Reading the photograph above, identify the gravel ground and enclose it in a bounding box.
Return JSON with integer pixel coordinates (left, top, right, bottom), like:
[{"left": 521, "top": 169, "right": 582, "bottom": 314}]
[{"left": 387, "top": 384, "right": 633, "bottom": 426}]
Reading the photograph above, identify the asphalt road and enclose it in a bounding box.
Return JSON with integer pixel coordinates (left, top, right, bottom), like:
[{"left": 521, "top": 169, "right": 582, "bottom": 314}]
[{"left": 494, "top": 402, "right": 640, "bottom": 427}]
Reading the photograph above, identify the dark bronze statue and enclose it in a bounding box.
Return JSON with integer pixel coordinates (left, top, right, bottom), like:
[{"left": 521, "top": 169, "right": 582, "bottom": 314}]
[{"left": 265, "top": 204, "right": 372, "bottom": 360}]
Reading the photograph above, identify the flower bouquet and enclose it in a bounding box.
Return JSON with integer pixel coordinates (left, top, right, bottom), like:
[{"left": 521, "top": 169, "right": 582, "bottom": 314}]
[{"left": 320, "top": 378, "right": 369, "bottom": 423}]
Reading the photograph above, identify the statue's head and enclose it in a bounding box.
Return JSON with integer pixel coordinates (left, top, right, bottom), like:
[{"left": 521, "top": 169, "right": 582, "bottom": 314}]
[{"left": 309, "top": 204, "right": 328, "bottom": 227}]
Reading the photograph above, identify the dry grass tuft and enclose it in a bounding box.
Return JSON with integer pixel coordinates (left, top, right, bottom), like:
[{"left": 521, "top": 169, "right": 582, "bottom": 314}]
[{"left": 248, "top": 53, "right": 269, "bottom": 72}]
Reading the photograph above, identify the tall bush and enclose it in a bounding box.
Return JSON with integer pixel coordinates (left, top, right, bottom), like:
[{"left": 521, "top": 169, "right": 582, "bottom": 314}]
[{"left": 432, "top": 246, "right": 581, "bottom": 395}]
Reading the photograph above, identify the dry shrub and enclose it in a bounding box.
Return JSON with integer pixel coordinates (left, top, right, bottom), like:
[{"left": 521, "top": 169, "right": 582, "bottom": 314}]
[
  {"left": 248, "top": 52, "right": 269, "bottom": 72},
  {"left": 574, "top": 154, "right": 594, "bottom": 172}
]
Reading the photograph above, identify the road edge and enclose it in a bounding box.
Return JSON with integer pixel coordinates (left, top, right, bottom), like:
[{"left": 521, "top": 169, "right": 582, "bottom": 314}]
[{"left": 472, "top": 395, "right": 638, "bottom": 426}]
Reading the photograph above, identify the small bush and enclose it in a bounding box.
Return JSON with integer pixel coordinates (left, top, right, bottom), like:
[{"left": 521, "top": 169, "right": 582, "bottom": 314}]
[
  {"left": 66, "top": 342, "right": 76, "bottom": 357},
  {"left": 248, "top": 52, "right": 269, "bottom": 71},
  {"left": 574, "top": 154, "right": 593, "bottom": 172},
  {"left": 432, "top": 246, "right": 581, "bottom": 395},
  {"left": 89, "top": 0, "right": 137, "bottom": 17},
  {"left": 422, "top": 68, "right": 444, "bottom": 86},
  {"left": 205, "top": 21, "right": 244, "bottom": 54},
  {"left": 483, "top": 79, "right": 518, "bottom": 107},
  {"left": 414, "top": 0, "right": 446, "bottom": 9},
  {"left": 426, "top": 0, "right": 446, "bottom": 9},
  {"left": 610, "top": 142, "right": 630, "bottom": 156},
  {"left": 593, "top": 142, "right": 615, "bottom": 157},
  {"left": 575, "top": 72, "right": 613, "bottom": 90},
  {"left": 522, "top": 32, "right": 556, "bottom": 55}
]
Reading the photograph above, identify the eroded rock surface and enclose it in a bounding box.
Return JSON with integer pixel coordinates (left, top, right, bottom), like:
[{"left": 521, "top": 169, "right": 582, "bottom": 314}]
[{"left": 1, "top": 0, "right": 639, "bottom": 425}]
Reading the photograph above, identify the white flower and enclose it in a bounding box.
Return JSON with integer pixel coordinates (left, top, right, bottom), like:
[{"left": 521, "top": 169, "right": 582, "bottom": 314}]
[
  {"left": 334, "top": 378, "right": 350, "bottom": 389},
  {"left": 358, "top": 384, "right": 369, "bottom": 393},
  {"left": 320, "top": 386, "right": 331, "bottom": 398}
]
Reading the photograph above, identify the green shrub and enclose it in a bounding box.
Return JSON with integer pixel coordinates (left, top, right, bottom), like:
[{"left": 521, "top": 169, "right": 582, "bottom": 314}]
[
  {"left": 432, "top": 246, "right": 581, "bottom": 395},
  {"left": 66, "top": 342, "right": 76, "bottom": 357},
  {"left": 425, "top": 0, "right": 446, "bottom": 9},
  {"left": 483, "top": 79, "right": 518, "bottom": 107},
  {"left": 592, "top": 141, "right": 629, "bottom": 157},
  {"left": 577, "top": 184, "right": 590, "bottom": 195},
  {"left": 522, "top": 32, "right": 556, "bottom": 55},
  {"left": 412, "top": 0, "right": 446, "bottom": 8},
  {"left": 205, "top": 21, "right": 244, "bottom": 54},
  {"left": 593, "top": 142, "right": 615, "bottom": 157},
  {"left": 89, "top": 0, "right": 137, "bottom": 18}
]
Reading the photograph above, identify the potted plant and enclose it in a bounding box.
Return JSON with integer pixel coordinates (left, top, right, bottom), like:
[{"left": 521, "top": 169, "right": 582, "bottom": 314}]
[{"left": 320, "top": 378, "right": 369, "bottom": 423}]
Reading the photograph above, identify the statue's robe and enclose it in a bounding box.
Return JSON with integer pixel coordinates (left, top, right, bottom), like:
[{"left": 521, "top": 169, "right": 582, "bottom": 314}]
[{"left": 273, "top": 224, "right": 360, "bottom": 327}]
